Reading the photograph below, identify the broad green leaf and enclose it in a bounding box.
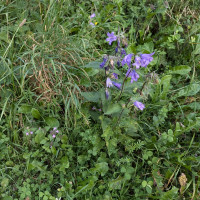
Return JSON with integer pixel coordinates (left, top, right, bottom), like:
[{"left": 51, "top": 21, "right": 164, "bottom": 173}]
[
  {"left": 1, "top": 178, "right": 9, "bottom": 188},
  {"left": 169, "top": 65, "right": 191, "bottom": 75},
  {"left": 82, "top": 61, "right": 101, "bottom": 69},
  {"left": 45, "top": 117, "right": 59, "bottom": 127},
  {"left": 104, "top": 103, "right": 121, "bottom": 115},
  {"left": 35, "top": 129, "right": 45, "bottom": 144},
  {"left": 160, "top": 186, "right": 179, "bottom": 200},
  {"left": 18, "top": 104, "right": 32, "bottom": 114},
  {"left": 174, "top": 83, "right": 200, "bottom": 98},
  {"left": 81, "top": 91, "right": 101, "bottom": 102},
  {"left": 31, "top": 108, "right": 41, "bottom": 119},
  {"left": 84, "top": 67, "right": 99, "bottom": 76},
  {"left": 60, "top": 156, "right": 69, "bottom": 168},
  {"left": 160, "top": 75, "right": 171, "bottom": 99},
  {"left": 142, "top": 180, "right": 147, "bottom": 188}
]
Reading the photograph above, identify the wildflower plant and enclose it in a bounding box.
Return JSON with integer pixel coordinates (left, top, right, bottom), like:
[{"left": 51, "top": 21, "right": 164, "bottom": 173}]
[
  {"left": 99, "top": 30, "right": 154, "bottom": 114},
  {"left": 89, "top": 30, "right": 155, "bottom": 145}
]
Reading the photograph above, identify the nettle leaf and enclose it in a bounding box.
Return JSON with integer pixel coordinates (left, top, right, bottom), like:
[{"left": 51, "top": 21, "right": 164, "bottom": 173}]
[
  {"left": 31, "top": 108, "right": 41, "bottom": 119},
  {"left": 174, "top": 83, "right": 200, "bottom": 98},
  {"left": 81, "top": 91, "right": 101, "bottom": 102},
  {"left": 18, "top": 104, "right": 32, "bottom": 114},
  {"left": 45, "top": 117, "right": 59, "bottom": 127},
  {"left": 169, "top": 65, "right": 191, "bottom": 75},
  {"left": 104, "top": 103, "right": 121, "bottom": 115},
  {"left": 160, "top": 186, "right": 179, "bottom": 200}
]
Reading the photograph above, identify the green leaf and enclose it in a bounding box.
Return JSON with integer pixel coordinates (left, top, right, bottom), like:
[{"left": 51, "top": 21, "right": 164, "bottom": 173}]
[
  {"left": 35, "top": 129, "right": 46, "bottom": 144},
  {"left": 160, "top": 187, "right": 179, "bottom": 200},
  {"left": 142, "top": 180, "right": 147, "bottom": 188},
  {"left": 160, "top": 75, "right": 172, "bottom": 99},
  {"left": 18, "top": 104, "right": 32, "bottom": 114},
  {"left": 45, "top": 117, "right": 59, "bottom": 127},
  {"left": 84, "top": 67, "right": 99, "bottom": 76},
  {"left": 174, "top": 83, "right": 200, "bottom": 98},
  {"left": 60, "top": 156, "right": 69, "bottom": 169},
  {"left": 109, "top": 176, "right": 123, "bottom": 190},
  {"left": 31, "top": 108, "right": 41, "bottom": 119},
  {"left": 82, "top": 61, "right": 101, "bottom": 69},
  {"left": 169, "top": 65, "right": 191, "bottom": 75},
  {"left": 1, "top": 178, "right": 9, "bottom": 188},
  {"left": 104, "top": 103, "right": 121, "bottom": 115},
  {"left": 81, "top": 91, "right": 101, "bottom": 102}
]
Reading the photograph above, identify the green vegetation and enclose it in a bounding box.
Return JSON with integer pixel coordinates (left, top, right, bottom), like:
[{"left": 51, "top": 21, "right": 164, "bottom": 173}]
[{"left": 1, "top": 0, "right": 200, "bottom": 199}]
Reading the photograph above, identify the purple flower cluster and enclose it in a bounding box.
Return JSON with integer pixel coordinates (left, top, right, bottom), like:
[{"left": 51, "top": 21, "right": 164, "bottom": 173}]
[
  {"left": 133, "top": 53, "right": 155, "bottom": 69},
  {"left": 26, "top": 131, "right": 33, "bottom": 136},
  {"left": 51, "top": 127, "right": 59, "bottom": 138},
  {"left": 99, "top": 31, "right": 155, "bottom": 110},
  {"left": 89, "top": 13, "right": 97, "bottom": 28}
]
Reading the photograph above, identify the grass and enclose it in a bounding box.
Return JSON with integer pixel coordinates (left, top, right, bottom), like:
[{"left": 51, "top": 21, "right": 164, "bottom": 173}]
[{"left": 1, "top": 0, "right": 200, "bottom": 199}]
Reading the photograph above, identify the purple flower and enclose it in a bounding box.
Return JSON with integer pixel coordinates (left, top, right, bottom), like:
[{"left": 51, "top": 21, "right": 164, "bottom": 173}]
[
  {"left": 134, "top": 101, "right": 145, "bottom": 111},
  {"left": 26, "top": 132, "right": 29, "bottom": 136},
  {"left": 140, "top": 52, "right": 154, "bottom": 67},
  {"left": 133, "top": 53, "right": 154, "bottom": 68},
  {"left": 99, "top": 109, "right": 102, "bottom": 112},
  {"left": 53, "top": 127, "right": 57, "bottom": 131},
  {"left": 117, "top": 60, "right": 120, "bottom": 67},
  {"left": 92, "top": 106, "right": 96, "bottom": 110},
  {"left": 106, "top": 77, "right": 113, "bottom": 88},
  {"left": 121, "top": 54, "right": 133, "bottom": 67},
  {"left": 115, "top": 47, "right": 118, "bottom": 53},
  {"left": 105, "top": 88, "right": 109, "bottom": 99},
  {"left": 106, "top": 32, "right": 117, "bottom": 45},
  {"left": 100, "top": 57, "right": 107, "bottom": 68},
  {"left": 126, "top": 69, "right": 139, "bottom": 83},
  {"left": 121, "top": 48, "right": 126, "bottom": 56},
  {"left": 56, "top": 130, "right": 59, "bottom": 133},
  {"left": 30, "top": 131, "right": 33, "bottom": 135},
  {"left": 112, "top": 73, "right": 118, "bottom": 79},
  {"left": 112, "top": 81, "right": 121, "bottom": 89},
  {"left": 90, "top": 22, "right": 95, "bottom": 27},
  {"left": 133, "top": 56, "right": 142, "bottom": 69},
  {"left": 90, "top": 13, "right": 96, "bottom": 18},
  {"left": 52, "top": 134, "right": 56, "bottom": 138}
]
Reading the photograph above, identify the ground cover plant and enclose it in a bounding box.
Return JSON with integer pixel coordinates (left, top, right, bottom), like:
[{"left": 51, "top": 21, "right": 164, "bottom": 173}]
[{"left": 0, "top": 0, "right": 200, "bottom": 199}]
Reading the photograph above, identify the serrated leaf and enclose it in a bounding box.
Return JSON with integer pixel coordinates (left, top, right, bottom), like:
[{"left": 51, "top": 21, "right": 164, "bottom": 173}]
[
  {"left": 174, "top": 84, "right": 200, "bottom": 98},
  {"left": 31, "top": 108, "right": 41, "bottom": 119},
  {"left": 45, "top": 117, "right": 59, "bottom": 127},
  {"left": 170, "top": 65, "right": 191, "bottom": 75}
]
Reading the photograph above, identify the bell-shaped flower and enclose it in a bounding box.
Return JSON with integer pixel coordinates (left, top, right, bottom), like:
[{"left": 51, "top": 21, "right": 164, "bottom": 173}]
[
  {"left": 106, "top": 77, "right": 113, "bottom": 88},
  {"left": 126, "top": 69, "right": 139, "bottom": 83},
  {"left": 112, "top": 81, "right": 121, "bottom": 90},
  {"left": 90, "top": 13, "right": 96, "bottom": 18},
  {"left": 106, "top": 32, "right": 117, "bottom": 45},
  {"left": 133, "top": 101, "right": 145, "bottom": 110},
  {"left": 100, "top": 57, "right": 108, "bottom": 68},
  {"left": 121, "top": 54, "right": 133, "bottom": 67}
]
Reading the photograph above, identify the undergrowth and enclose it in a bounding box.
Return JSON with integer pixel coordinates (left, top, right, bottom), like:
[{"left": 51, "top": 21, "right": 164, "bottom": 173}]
[{"left": 0, "top": 0, "right": 200, "bottom": 199}]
